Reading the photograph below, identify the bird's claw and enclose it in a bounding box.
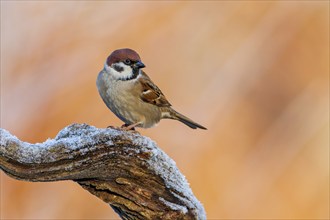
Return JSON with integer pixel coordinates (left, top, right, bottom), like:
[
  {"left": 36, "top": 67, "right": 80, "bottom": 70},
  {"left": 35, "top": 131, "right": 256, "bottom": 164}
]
[{"left": 107, "top": 124, "right": 140, "bottom": 134}]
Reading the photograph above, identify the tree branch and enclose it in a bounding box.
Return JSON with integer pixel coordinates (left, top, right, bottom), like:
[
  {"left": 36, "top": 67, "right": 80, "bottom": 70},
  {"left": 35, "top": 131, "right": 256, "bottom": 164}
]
[{"left": 0, "top": 123, "right": 206, "bottom": 220}]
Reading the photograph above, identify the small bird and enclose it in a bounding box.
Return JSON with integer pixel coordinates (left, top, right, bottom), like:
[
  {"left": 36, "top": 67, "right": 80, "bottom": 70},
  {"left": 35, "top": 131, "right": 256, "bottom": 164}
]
[{"left": 96, "top": 48, "right": 206, "bottom": 130}]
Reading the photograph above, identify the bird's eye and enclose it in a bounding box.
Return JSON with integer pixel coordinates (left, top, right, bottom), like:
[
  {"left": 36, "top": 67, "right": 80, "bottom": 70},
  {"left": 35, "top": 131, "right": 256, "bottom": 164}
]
[{"left": 124, "top": 59, "right": 131, "bottom": 65}]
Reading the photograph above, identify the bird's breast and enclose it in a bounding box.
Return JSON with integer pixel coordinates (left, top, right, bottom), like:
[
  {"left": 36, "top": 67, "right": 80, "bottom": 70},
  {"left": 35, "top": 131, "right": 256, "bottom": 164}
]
[{"left": 97, "top": 70, "right": 161, "bottom": 128}]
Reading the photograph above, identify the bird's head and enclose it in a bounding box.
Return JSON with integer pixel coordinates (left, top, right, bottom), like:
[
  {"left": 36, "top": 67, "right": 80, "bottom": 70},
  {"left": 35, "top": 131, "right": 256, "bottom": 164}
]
[{"left": 104, "top": 48, "right": 146, "bottom": 80}]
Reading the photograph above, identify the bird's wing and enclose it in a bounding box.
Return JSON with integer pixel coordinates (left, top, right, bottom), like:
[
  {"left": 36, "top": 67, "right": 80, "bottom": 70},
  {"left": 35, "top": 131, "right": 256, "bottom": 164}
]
[{"left": 138, "top": 71, "right": 172, "bottom": 107}]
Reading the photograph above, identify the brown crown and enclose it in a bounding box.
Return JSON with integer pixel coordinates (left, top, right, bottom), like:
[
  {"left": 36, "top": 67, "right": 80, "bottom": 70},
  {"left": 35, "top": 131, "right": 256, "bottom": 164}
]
[{"left": 106, "top": 48, "right": 141, "bottom": 66}]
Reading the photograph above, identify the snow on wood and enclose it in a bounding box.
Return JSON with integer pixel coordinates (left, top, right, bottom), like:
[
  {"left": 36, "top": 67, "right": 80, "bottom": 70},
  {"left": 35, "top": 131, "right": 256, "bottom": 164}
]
[{"left": 0, "top": 123, "right": 206, "bottom": 219}]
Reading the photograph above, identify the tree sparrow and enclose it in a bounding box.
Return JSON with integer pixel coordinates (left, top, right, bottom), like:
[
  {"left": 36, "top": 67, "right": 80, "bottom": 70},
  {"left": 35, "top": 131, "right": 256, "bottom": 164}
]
[{"left": 96, "top": 48, "right": 206, "bottom": 130}]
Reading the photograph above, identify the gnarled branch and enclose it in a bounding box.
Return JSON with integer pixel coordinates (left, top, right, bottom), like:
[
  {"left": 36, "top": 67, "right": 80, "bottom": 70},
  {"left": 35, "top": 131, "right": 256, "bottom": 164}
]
[{"left": 0, "top": 123, "right": 206, "bottom": 220}]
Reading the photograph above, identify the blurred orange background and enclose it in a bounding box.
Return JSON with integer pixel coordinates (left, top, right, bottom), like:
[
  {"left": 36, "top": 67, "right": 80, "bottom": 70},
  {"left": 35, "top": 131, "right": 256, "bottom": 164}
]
[{"left": 1, "top": 1, "right": 329, "bottom": 219}]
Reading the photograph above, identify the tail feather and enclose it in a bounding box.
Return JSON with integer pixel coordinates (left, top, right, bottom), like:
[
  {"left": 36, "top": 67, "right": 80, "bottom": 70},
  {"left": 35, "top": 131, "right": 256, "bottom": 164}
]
[{"left": 164, "top": 109, "right": 207, "bottom": 130}]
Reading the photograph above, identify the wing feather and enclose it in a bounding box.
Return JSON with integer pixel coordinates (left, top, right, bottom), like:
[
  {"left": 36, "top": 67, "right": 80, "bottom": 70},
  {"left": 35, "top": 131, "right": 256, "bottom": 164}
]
[{"left": 139, "top": 71, "right": 171, "bottom": 107}]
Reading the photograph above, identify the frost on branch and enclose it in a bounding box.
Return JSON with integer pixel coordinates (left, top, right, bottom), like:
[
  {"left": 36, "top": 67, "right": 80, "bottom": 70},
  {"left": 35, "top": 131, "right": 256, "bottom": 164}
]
[{"left": 0, "top": 123, "right": 206, "bottom": 220}]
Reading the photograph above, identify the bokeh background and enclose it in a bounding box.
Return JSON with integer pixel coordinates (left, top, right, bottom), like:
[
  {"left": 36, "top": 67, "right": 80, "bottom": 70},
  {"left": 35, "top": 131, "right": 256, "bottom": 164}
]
[{"left": 1, "top": 1, "right": 329, "bottom": 219}]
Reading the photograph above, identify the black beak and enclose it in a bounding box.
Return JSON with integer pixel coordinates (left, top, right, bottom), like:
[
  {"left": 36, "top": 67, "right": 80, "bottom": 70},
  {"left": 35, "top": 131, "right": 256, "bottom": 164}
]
[{"left": 134, "top": 61, "right": 146, "bottom": 69}]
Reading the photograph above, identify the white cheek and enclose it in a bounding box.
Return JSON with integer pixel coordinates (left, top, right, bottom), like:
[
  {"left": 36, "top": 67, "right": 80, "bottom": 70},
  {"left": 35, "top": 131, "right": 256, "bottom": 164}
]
[{"left": 104, "top": 62, "right": 133, "bottom": 80}]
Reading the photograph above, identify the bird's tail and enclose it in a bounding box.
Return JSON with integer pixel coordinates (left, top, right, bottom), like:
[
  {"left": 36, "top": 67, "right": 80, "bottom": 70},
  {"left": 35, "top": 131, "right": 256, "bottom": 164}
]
[{"left": 164, "top": 109, "right": 207, "bottom": 130}]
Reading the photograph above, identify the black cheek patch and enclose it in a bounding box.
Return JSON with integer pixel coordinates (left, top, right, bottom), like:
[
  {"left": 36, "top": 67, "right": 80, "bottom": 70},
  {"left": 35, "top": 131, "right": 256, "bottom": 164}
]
[{"left": 113, "top": 64, "right": 124, "bottom": 72}]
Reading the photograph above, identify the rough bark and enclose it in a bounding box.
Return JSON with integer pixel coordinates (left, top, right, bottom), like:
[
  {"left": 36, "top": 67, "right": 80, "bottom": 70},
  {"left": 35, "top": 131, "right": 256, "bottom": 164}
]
[{"left": 0, "top": 123, "right": 206, "bottom": 220}]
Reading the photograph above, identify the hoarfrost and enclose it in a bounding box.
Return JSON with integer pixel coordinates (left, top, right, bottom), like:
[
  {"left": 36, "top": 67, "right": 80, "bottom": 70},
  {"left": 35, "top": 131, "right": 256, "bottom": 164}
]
[
  {"left": 159, "top": 197, "right": 188, "bottom": 213},
  {"left": 130, "top": 133, "right": 206, "bottom": 219},
  {"left": 0, "top": 123, "right": 206, "bottom": 218},
  {"left": 0, "top": 124, "right": 118, "bottom": 164}
]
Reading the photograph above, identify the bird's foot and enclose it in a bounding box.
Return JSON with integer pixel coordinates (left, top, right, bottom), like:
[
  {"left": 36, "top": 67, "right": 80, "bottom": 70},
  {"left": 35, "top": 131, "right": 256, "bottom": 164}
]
[
  {"left": 107, "top": 123, "right": 141, "bottom": 133},
  {"left": 120, "top": 123, "right": 141, "bottom": 133},
  {"left": 106, "top": 125, "right": 123, "bottom": 131}
]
